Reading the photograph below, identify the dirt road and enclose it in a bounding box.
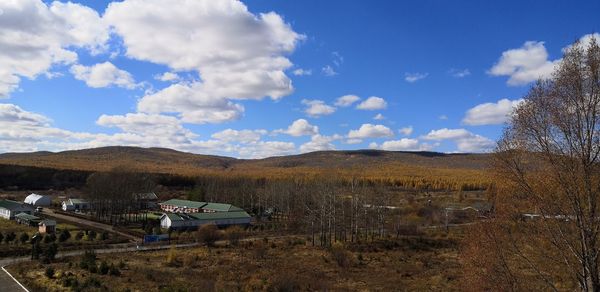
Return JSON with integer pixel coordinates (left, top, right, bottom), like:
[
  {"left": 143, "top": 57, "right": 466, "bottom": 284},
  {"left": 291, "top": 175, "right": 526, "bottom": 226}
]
[{"left": 41, "top": 209, "right": 140, "bottom": 242}]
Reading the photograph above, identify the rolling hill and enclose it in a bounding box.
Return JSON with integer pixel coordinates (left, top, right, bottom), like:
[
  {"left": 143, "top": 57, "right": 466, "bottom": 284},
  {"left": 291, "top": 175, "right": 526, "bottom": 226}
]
[{"left": 0, "top": 146, "right": 493, "bottom": 188}]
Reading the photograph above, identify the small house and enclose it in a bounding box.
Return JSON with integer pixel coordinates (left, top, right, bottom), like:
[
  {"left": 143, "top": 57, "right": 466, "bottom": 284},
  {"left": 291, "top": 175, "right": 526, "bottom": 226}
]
[
  {"left": 0, "top": 200, "right": 34, "bottom": 220},
  {"left": 62, "top": 198, "right": 90, "bottom": 212},
  {"left": 135, "top": 192, "right": 159, "bottom": 209},
  {"left": 39, "top": 219, "right": 56, "bottom": 234},
  {"left": 14, "top": 213, "right": 41, "bottom": 226},
  {"left": 24, "top": 193, "right": 52, "bottom": 207}
]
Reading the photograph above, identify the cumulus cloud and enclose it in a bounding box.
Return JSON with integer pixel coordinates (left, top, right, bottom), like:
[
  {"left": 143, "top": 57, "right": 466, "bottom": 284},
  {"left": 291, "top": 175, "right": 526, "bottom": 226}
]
[
  {"left": 488, "top": 41, "right": 559, "bottom": 86},
  {"left": 237, "top": 141, "right": 296, "bottom": 159},
  {"left": 104, "top": 0, "right": 304, "bottom": 122},
  {"left": 404, "top": 72, "right": 428, "bottom": 83},
  {"left": 276, "top": 119, "right": 319, "bottom": 136},
  {"left": 0, "top": 0, "right": 110, "bottom": 97},
  {"left": 155, "top": 72, "right": 180, "bottom": 82},
  {"left": 347, "top": 124, "right": 393, "bottom": 139},
  {"left": 373, "top": 113, "right": 385, "bottom": 120},
  {"left": 462, "top": 98, "right": 524, "bottom": 126},
  {"left": 422, "top": 128, "right": 494, "bottom": 152},
  {"left": 137, "top": 83, "right": 244, "bottom": 124},
  {"left": 301, "top": 99, "right": 336, "bottom": 117},
  {"left": 378, "top": 139, "right": 430, "bottom": 151},
  {"left": 211, "top": 129, "right": 267, "bottom": 143},
  {"left": 399, "top": 126, "right": 413, "bottom": 136},
  {"left": 70, "top": 62, "right": 137, "bottom": 89},
  {"left": 299, "top": 134, "right": 341, "bottom": 153},
  {"left": 335, "top": 95, "right": 360, "bottom": 107},
  {"left": 356, "top": 96, "right": 387, "bottom": 110},
  {"left": 292, "top": 68, "right": 312, "bottom": 76}
]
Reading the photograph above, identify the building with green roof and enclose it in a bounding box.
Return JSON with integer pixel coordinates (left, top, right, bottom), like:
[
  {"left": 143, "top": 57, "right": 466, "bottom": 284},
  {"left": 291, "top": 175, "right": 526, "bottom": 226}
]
[
  {"left": 159, "top": 199, "right": 244, "bottom": 214},
  {"left": 160, "top": 211, "right": 252, "bottom": 230},
  {"left": 14, "top": 213, "right": 41, "bottom": 226},
  {"left": 0, "top": 199, "right": 34, "bottom": 220}
]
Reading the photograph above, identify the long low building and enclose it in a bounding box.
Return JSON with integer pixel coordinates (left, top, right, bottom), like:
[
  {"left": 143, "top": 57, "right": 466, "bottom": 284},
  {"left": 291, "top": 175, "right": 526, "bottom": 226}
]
[
  {"left": 0, "top": 200, "right": 34, "bottom": 220},
  {"left": 159, "top": 199, "right": 243, "bottom": 214},
  {"left": 160, "top": 211, "right": 251, "bottom": 230}
]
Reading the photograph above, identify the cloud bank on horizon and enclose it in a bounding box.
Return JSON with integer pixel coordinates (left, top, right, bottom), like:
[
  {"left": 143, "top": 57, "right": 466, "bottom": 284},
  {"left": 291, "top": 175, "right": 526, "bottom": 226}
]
[{"left": 0, "top": 0, "right": 598, "bottom": 158}]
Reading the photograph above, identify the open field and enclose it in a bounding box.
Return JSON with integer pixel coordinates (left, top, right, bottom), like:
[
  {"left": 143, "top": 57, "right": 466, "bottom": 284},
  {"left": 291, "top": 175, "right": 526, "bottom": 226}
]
[{"left": 8, "top": 232, "right": 463, "bottom": 291}]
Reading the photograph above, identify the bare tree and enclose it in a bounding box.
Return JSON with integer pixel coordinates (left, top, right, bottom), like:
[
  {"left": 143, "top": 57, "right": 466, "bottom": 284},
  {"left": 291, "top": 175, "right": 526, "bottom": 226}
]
[{"left": 464, "top": 37, "right": 600, "bottom": 291}]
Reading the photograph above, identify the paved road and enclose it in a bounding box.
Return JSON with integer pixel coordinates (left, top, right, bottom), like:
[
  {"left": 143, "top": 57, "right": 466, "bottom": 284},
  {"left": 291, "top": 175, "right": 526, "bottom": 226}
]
[
  {"left": 0, "top": 267, "right": 27, "bottom": 292},
  {"left": 41, "top": 209, "right": 140, "bottom": 242}
]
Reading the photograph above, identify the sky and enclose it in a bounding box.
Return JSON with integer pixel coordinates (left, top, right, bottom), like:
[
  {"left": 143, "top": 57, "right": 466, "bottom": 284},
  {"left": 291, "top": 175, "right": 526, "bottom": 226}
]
[{"left": 1, "top": 0, "right": 599, "bottom": 158}]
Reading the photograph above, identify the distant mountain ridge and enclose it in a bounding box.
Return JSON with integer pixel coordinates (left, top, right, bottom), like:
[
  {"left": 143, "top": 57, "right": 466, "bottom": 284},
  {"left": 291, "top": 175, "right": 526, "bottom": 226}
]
[{"left": 0, "top": 146, "right": 492, "bottom": 181}]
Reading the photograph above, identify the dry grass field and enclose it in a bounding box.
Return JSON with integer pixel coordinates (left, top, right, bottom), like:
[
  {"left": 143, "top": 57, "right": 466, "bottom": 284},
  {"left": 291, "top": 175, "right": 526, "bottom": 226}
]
[{"left": 9, "top": 233, "right": 463, "bottom": 291}]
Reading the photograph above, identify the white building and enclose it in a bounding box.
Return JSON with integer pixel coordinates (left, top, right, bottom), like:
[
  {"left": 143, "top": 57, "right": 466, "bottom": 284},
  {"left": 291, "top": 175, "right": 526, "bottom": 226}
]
[
  {"left": 24, "top": 193, "right": 52, "bottom": 207},
  {"left": 160, "top": 211, "right": 252, "bottom": 230},
  {"left": 62, "top": 198, "right": 90, "bottom": 211},
  {"left": 0, "top": 200, "right": 34, "bottom": 220}
]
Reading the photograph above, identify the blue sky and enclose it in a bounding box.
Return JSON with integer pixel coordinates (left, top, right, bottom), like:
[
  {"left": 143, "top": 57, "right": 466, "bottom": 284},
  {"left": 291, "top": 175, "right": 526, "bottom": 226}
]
[{"left": 1, "top": 0, "right": 599, "bottom": 158}]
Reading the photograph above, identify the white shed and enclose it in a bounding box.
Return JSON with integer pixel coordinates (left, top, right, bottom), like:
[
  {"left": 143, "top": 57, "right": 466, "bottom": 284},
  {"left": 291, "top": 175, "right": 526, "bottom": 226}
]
[{"left": 24, "top": 193, "right": 52, "bottom": 206}]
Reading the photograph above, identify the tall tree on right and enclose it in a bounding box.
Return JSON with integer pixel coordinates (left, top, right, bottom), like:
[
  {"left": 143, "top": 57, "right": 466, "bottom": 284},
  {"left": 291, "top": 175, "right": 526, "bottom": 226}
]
[{"left": 463, "top": 37, "right": 600, "bottom": 291}]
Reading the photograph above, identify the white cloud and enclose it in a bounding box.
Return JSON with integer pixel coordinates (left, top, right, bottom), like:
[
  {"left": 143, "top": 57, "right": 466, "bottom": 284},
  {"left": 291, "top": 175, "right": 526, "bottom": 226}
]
[
  {"left": 439, "top": 115, "right": 448, "bottom": 120},
  {"left": 155, "top": 72, "right": 180, "bottom": 82},
  {"left": 276, "top": 119, "right": 319, "bottom": 136},
  {"left": 137, "top": 82, "right": 244, "bottom": 124},
  {"left": 237, "top": 141, "right": 296, "bottom": 159},
  {"left": 300, "top": 134, "right": 341, "bottom": 153},
  {"left": 356, "top": 96, "right": 387, "bottom": 110},
  {"left": 380, "top": 139, "right": 427, "bottom": 151},
  {"left": 292, "top": 68, "right": 312, "bottom": 76},
  {"left": 462, "top": 98, "right": 524, "bottom": 126},
  {"left": 105, "top": 0, "right": 304, "bottom": 121},
  {"left": 322, "top": 65, "right": 337, "bottom": 76},
  {"left": 96, "top": 113, "right": 197, "bottom": 144},
  {"left": 347, "top": 124, "right": 393, "bottom": 139},
  {"left": 404, "top": 72, "right": 428, "bottom": 83},
  {"left": 373, "top": 113, "right": 385, "bottom": 120},
  {"left": 422, "top": 128, "right": 494, "bottom": 152},
  {"left": 345, "top": 138, "right": 363, "bottom": 144},
  {"left": 399, "top": 126, "right": 413, "bottom": 136},
  {"left": 0, "top": 0, "right": 109, "bottom": 97},
  {"left": 301, "top": 99, "right": 336, "bottom": 117},
  {"left": 211, "top": 129, "right": 267, "bottom": 143},
  {"left": 449, "top": 68, "right": 471, "bottom": 78},
  {"left": 335, "top": 95, "right": 360, "bottom": 107},
  {"left": 70, "top": 62, "right": 137, "bottom": 89},
  {"left": 489, "top": 41, "right": 559, "bottom": 86}
]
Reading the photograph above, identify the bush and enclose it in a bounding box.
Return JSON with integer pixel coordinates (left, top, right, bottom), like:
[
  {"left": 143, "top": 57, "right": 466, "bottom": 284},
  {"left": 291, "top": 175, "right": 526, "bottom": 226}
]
[
  {"left": 87, "top": 230, "right": 97, "bottom": 241},
  {"left": 0, "top": 232, "right": 4, "bottom": 243},
  {"left": 19, "top": 233, "right": 29, "bottom": 244},
  {"left": 58, "top": 230, "right": 71, "bottom": 242},
  {"left": 109, "top": 264, "right": 121, "bottom": 276},
  {"left": 4, "top": 232, "right": 16, "bottom": 244},
  {"left": 100, "top": 231, "right": 109, "bottom": 241},
  {"left": 99, "top": 261, "right": 109, "bottom": 275},
  {"left": 75, "top": 231, "right": 84, "bottom": 241},
  {"left": 196, "top": 224, "right": 221, "bottom": 247},
  {"left": 79, "top": 249, "right": 97, "bottom": 270},
  {"left": 43, "top": 233, "right": 56, "bottom": 244},
  {"left": 330, "top": 243, "right": 354, "bottom": 269},
  {"left": 43, "top": 243, "right": 58, "bottom": 263},
  {"left": 226, "top": 226, "right": 244, "bottom": 247},
  {"left": 45, "top": 266, "right": 54, "bottom": 279}
]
